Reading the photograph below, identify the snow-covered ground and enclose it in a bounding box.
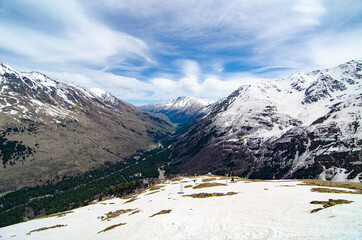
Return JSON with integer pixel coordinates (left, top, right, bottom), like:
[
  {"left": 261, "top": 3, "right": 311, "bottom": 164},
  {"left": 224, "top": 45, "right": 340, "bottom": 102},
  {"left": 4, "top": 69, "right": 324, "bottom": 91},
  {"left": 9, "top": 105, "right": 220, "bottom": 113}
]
[{"left": 1, "top": 176, "right": 361, "bottom": 240}]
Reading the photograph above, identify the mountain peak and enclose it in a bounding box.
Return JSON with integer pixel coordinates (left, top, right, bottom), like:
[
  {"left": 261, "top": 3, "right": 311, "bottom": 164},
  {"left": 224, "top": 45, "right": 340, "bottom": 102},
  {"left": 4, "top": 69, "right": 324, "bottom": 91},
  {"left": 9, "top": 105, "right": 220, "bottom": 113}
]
[{"left": 141, "top": 96, "right": 215, "bottom": 124}]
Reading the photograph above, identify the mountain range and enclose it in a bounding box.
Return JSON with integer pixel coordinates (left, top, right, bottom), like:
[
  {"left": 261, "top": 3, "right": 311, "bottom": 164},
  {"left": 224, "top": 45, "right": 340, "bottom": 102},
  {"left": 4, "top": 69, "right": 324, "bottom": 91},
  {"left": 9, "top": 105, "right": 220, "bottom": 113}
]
[
  {"left": 140, "top": 96, "right": 215, "bottom": 124},
  {"left": 168, "top": 60, "right": 361, "bottom": 180},
  {"left": 0, "top": 63, "right": 173, "bottom": 191},
  {"left": 1, "top": 59, "right": 361, "bottom": 192}
]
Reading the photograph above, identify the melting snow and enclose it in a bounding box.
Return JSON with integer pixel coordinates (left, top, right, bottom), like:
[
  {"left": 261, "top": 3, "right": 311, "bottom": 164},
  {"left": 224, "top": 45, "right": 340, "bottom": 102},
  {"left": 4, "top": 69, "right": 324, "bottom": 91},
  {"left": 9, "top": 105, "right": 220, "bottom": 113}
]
[{"left": 1, "top": 176, "right": 361, "bottom": 240}]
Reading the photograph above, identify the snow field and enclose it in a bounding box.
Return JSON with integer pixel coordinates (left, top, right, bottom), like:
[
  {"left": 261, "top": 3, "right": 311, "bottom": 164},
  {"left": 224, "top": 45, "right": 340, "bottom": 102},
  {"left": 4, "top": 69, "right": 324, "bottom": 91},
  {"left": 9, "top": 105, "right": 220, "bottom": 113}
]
[{"left": 1, "top": 176, "right": 361, "bottom": 240}]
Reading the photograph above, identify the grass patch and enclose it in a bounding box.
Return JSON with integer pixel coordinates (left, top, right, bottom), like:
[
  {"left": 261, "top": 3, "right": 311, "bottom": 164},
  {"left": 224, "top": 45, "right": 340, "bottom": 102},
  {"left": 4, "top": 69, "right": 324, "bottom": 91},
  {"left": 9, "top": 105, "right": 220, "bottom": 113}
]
[
  {"left": 149, "top": 209, "right": 172, "bottom": 218},
  {"left": 148, "top": 185, "right": 165, "bottom": 191},
  {"left": 27, "top": 224, "right": 67, "bottom": 235},
  {"left": 193, "top": 182, "right": 226, "bottom": 189},
  {"left": 310, "top": 199, "right": 353, "bottom": 213},
  {"left": 99, "top": 209, "right": 136, "bottom": 221},
  {"left": 129, "top": 209, "right": 141, "bottom": 216},
  {"left": 202, "top": 177, "right": 217, "bottom": 182},
  {"left": 184, "top": 192, "right": 238, "bottom": 198},
  {"left": 170, "top": 177, "right": 182, "bottom": 182},
  {"left": 145, "top": 191, "right": 160, "bottom": 196},
  {"left": 184, "top": 185, "right": 193, "bottom": 188},
  {"left": 39, "top": 211, "right": 73, "bottom": 219},
  {"left": 124, "top": 197, "right": 138, "bottom": 204},
  {"left": 301, "top": 180, "right": 362, "bottom": 194},
  {"left": 311, "top": 187, "right": 358, "bottom": 194},
  {"left": 97, "top": 223, "right": 126, "bottom": 233}
]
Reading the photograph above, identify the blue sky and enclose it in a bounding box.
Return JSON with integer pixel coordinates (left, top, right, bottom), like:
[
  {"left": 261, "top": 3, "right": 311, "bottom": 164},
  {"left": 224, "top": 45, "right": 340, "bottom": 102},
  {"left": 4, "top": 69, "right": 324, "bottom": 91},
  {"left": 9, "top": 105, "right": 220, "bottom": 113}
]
[{"left": 0, "top": 0, "right": 362, "bottom": 105}]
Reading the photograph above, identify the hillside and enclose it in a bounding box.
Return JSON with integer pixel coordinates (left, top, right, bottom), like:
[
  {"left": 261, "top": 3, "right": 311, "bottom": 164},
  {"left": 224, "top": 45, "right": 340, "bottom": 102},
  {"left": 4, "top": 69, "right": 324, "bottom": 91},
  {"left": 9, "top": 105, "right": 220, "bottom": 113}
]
[
  {"left": 141, "top": 96, "right": 215, "bottom": 124},
  {"left": 0, "top": 63, "right": 174, "bottom": 191},
  {"left": 1, "top": 176, "right": 361, "bottom": 239},
  {"left": 170, "top": 60, "right": 362, "bottom": 180}
]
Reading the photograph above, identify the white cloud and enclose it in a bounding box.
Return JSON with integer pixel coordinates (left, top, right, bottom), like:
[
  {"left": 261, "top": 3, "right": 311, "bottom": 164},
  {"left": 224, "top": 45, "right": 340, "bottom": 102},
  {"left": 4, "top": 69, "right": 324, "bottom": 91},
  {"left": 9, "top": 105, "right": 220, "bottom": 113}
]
[
  {"left": 0, "top": 0, "right": 151, "bottom": 67},
  {"left": 308, "top": 30, "right": 362, "bottom": 68}
]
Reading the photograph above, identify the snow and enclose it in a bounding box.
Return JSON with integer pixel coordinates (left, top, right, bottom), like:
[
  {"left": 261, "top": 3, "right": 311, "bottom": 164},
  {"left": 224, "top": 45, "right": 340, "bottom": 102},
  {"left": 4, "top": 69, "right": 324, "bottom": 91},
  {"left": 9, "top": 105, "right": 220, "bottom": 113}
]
[
  {"left": 1, "top": 176, "right": 361, "bottom": 240},
  {"left": 144, "top": 96, "right": 215, "bottom": 112}
]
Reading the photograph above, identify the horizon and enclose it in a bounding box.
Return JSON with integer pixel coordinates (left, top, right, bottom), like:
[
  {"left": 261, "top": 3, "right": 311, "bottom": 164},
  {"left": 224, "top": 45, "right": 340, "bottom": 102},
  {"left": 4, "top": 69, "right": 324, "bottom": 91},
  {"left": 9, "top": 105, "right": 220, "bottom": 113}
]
[{"left": 1, "top": 0, "right": 362, "bottom": 105}]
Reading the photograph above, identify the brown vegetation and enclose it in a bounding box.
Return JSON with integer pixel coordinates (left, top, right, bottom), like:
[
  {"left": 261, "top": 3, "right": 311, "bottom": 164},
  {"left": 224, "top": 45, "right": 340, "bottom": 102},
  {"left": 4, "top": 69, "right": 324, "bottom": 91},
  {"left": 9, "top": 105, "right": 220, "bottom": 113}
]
[
  {"left": 99, "top": 209, "right": 136, "bottom": 221},
  {"left": 97, "top": 223, "right": 126, "bottom": 233},
  {"left": 310, "top": 199, "right": 353, "bottom": 213},
  {"left": 149, "top": 209, "right": 172, "bottom": 218},
  {"left": 184, "top": 192, "right": 238, "bottom": 198},
  {"left": 193, "top": 182, "right": 226, "bottom": 189},
  {"left": 27, "top": 224, "right": 67, "bottom": 235}
]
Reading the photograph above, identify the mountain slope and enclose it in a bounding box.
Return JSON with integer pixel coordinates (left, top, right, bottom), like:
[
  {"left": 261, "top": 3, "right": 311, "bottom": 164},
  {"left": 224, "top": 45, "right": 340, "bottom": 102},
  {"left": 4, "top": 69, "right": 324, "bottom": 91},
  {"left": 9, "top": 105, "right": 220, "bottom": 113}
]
[
  {"left": 1, "top": 176, "right": 361, "bottom": 239},
  {"left": 141, "top": 96, "right": 215, "bottom": 124},
  {"left": 170, "top": 60, "right": 362, "bottom": 180},
  {"left": 0, "top": 63, "right": 174, "bottom": 191}
]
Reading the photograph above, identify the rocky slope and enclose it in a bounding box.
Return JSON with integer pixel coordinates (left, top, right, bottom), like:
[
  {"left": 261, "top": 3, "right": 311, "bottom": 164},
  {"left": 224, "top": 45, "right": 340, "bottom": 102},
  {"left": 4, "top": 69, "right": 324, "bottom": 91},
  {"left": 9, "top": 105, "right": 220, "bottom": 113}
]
[
  {"left": 141, "top": 96, "right": 215, "bottom": 124},
  {"left": 170, "top": 60, "right": 362, "bottom": 180},
  {"left": 0, "top": 63, "right": 174, "bottom": 191}
]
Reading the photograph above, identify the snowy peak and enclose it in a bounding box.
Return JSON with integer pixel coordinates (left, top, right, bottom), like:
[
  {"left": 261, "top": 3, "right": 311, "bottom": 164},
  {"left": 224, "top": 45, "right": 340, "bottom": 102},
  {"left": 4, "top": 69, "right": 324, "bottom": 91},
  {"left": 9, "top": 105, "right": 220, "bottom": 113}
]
[
  {"left": 141, "top": 96, "right": 215, "bottom": 124},
  {"left": 170, "top": 59, "right": 362, "bottom": 180},
  {"left": 143, "top": 96, "right": 214, "bottom": 112}
]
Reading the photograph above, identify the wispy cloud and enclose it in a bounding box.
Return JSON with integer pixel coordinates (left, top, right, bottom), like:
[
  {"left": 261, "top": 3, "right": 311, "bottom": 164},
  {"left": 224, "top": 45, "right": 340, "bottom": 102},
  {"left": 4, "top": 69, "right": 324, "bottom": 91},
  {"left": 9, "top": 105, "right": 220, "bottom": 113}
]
[
  {"left": 0, "top": 0, "right": 361, "bottom": 105},
  {"left": 0, "top": 0, "right": 151, "bottom": 68}
]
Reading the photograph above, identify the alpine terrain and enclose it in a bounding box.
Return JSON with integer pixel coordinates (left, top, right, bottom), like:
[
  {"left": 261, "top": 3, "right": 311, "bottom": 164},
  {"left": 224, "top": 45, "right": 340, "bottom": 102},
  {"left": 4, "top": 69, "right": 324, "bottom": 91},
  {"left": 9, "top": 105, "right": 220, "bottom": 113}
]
[
  {"left": 141, "top": 96, "right": 215, "bottom": 124},
  {"left": 169, "top": 60, "right": 362, "bottom": 180},
  {"left": 1, "top": 176, "right": 361, "bottom": 239},
  {"left": 0, "top": 63, "right": 174, "bottom": 191}
]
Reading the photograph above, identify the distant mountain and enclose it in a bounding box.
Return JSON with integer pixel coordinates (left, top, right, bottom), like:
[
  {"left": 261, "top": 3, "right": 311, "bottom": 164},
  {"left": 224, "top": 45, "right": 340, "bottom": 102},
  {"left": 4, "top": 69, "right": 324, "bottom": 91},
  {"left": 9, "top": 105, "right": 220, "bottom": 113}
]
[
  {"left": 141, "top": 96, "right": 215, "bottom": 124},
  {"left": 170, "top": 60, "right": 362, "bottom": 180},
  {"left": 0, "top": 63, "right": 174, "bottom": 191}
]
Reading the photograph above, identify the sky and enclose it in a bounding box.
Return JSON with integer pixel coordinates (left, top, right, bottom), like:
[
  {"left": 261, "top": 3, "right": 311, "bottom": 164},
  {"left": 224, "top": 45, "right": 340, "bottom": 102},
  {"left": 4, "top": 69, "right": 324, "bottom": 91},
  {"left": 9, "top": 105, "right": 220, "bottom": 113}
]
[{"left": 0, "top": 0, "right": 362, "bottom": 105}]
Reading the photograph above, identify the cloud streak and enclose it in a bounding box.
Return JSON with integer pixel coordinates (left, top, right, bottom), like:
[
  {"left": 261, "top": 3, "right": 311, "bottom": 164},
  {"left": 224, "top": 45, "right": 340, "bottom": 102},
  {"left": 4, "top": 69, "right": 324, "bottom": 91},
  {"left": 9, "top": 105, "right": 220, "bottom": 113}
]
[{"left": 0, "top": 0, "right": 361, "bottom": 105}]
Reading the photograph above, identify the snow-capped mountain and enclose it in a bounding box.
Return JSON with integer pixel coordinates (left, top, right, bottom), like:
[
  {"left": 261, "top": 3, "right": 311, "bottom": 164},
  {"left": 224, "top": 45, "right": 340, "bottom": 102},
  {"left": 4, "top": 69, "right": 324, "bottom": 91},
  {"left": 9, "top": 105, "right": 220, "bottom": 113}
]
[
  {"left": 0, "top": 63, "right": 173, "bottom": 191},
  {"left": 1, "top": 176, "right": 361, "bottom": 239},
  {"left": 141, "top": 96, "right": 215, "bottom": 124},
  {"left": 170, "top": 60, "right": 362, "bottom": 180}
]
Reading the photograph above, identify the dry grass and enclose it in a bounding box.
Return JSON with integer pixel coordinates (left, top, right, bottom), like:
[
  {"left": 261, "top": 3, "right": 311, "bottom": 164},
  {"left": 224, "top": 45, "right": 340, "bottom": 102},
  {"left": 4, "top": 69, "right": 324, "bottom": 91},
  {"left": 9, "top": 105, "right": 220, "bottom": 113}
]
[
  {"left": 27, "top": 224, "right": 67, "bottom": 235},
  {"left": 193, "top": 182, "right": 226, "bottom": 189},
  {"left": 310, "top": 187, "right": 358, "bottom": 194},
  {"left": 124, "top": 197, "right": 138, "bottom": 204},
  {"left": 129, "top": 209, "right": 141, "bottom": 216},
  {"left": 149, "top": 209, "right": 172, "bottom": 218},
  {"left": 97, "top": 223, "right": 126, "bottom": 233},
  {"left": 148, "top": 185, "right": 165, "bottom": 191},
  {"left": 171, "top": 177, "right": 182, "bottom": 182},
  {"left": 184, "top": 192, "right": 238, "bottom": 198},
  {"left": 145, "top": 191, "right": 160, "bottom": 196},
  {"left": 301, "top": 180, "right": 362, "bottom": 194},
  {"left": 39, "top": 211, "right": 73, "bottom": 219},
  {"left": 310, "top": 199, "right": 353, "bottom": 213},
  {"left": 99, "top": 209, "right": 136, "bottom": 221},
  {"left": 184, "top": 185, "right": 193, "bottom": 188},
  {"left": 202, "top": 177, "right": 217, "bottom": 182}
]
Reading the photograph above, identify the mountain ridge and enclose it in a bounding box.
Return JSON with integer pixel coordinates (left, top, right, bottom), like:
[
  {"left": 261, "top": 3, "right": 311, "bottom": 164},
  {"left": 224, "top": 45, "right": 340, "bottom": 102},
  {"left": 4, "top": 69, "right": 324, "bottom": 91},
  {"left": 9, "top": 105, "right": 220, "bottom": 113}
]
[
  {"left": 0, "top": 63, "right": 174, "bottom": 191},
  {"left": 140, "top": 96, "right": 215, "bottom": 124},
  {"left": 169, "top": 60, "right": 362, "bottom": 180}
]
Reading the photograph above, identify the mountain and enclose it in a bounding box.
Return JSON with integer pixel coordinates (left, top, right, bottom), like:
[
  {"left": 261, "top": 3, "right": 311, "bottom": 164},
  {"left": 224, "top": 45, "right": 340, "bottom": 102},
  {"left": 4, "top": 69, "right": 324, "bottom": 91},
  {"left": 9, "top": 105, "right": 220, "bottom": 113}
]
[
  {"left": 1, "top": 176, "right": 361, "bottom": 239},
  {"left": 141, "top": 96, "right": 215, "bottom": 124},
  {"left": 169, "top": 60, "right": 362, "bottom": 180},
  {"left": 0, "top": 63, "right": 174, "bottom": 191}
]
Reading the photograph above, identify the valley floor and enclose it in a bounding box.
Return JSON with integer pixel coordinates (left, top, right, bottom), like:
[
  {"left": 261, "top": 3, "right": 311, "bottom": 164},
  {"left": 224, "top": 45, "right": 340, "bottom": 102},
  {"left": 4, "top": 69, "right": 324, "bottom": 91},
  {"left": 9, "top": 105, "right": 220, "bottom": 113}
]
[{"left": 1, "top": 176, "right": 361, "bottom": 240}]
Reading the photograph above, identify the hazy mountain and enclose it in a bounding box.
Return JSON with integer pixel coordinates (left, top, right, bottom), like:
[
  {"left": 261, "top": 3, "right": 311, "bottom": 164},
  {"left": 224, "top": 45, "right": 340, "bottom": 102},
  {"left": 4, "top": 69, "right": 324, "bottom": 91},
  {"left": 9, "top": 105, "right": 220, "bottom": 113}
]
[
  {"left": 141, "top": 96, "right": 215, "bottom": 124},
  {"left": 170, "top": 60, "right": 362, "bottom": 180},
  {"left": 0, "top": 63, "right": 174, "bottom": 191}
]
